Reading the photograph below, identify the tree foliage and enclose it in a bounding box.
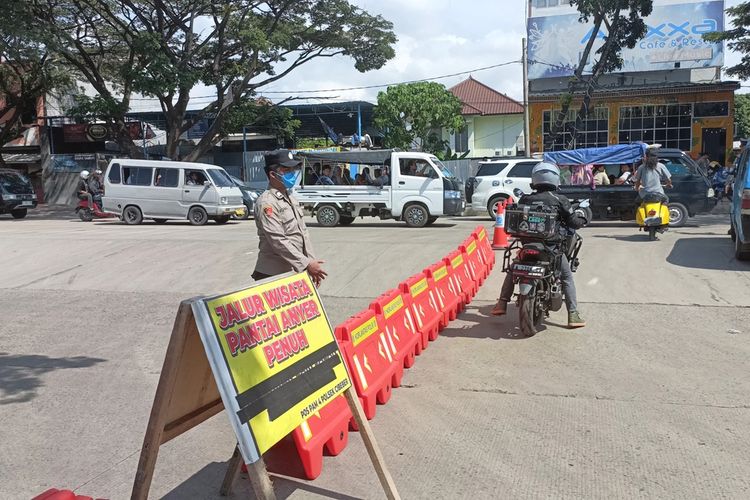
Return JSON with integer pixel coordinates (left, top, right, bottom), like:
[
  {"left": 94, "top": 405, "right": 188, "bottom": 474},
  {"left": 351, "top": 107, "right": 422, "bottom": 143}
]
[
  {"left": 735, "top": 94, "right": 750, "bottom": 139},
  {"left": 22, "top": 0, "right": 396, "bottom": 160},
  {"left": 546, "top": 0, "right": 653, "bottom": 150},
  {"left": 0, "top": 3, "right": 70, "bottom": 159},
  {"left": 703, "top": 2, "right": 750, "bottom": 80},
  {"left": 374, "top": 82, "right": 464, "bottom": 154},
  {"left": 222, "top": 98, "right": 300, "bottom": 142}
]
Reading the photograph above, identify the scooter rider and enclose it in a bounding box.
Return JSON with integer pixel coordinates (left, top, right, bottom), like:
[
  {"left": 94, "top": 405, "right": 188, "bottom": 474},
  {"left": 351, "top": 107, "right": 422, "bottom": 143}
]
[
  {"left": 77, "top": 170, "right": 94, "bottom": 209},
  {"left": 88, "top": 169, "right": 104, "bottom": 206},
  {"left": 491, "top": 162, "right": 589, "bottom": 329}
]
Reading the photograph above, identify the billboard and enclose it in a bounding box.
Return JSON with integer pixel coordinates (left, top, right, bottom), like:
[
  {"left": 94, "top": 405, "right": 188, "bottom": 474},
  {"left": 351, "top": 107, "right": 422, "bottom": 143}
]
[{"left": 527, "top": 0, "right": 724, "bottom": 79}]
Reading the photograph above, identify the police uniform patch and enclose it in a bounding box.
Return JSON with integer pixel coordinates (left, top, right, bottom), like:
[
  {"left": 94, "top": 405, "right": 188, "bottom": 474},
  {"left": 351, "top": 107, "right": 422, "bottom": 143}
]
[{"left": 263, "top": 206, "right": 273, "bottom": 217}]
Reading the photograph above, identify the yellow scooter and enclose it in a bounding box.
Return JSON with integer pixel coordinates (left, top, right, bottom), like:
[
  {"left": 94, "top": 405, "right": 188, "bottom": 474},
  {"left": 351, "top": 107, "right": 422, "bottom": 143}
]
[{"left": 636, "top": 195, "right": 670, "bottom": 240}]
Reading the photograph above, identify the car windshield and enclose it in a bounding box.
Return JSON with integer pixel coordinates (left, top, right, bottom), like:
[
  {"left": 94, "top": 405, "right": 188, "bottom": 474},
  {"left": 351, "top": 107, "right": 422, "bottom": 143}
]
[
  {"left": 207, "top": 169, "right": 235, "bottom": 187},
  {"left": 0, "top": 172, "right": 32, "bottom": 194},
  {"left": 431, "top": 157, "right": 454, "bottom": 178}
]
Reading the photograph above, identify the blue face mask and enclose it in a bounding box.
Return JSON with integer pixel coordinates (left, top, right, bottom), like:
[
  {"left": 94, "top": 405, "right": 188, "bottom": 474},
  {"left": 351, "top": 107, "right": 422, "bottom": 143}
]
[{"left": 276, "top": 170, "right": 300, "bottom": 189}]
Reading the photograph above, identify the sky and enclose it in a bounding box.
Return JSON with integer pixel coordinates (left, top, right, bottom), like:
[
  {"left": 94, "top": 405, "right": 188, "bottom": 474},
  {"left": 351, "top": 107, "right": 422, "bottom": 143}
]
[{"left": 128, "top": 0, "right": 748, "bottom": 112}]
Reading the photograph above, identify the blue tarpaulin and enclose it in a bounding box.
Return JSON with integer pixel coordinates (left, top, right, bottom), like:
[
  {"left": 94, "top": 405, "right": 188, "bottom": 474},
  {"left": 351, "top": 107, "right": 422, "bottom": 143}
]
[{"left": 543, "top": 143, "right": 647, "bottom": 166}]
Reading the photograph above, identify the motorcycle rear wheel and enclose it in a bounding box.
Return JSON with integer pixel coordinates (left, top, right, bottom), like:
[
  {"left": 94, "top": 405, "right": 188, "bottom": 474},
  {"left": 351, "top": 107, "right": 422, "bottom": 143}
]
[
  {"left": 78, "top": 208, "right": 93, "bottom": 222},
  {"left": 518, "top": 295, "right": 538, "bottom": 337}
]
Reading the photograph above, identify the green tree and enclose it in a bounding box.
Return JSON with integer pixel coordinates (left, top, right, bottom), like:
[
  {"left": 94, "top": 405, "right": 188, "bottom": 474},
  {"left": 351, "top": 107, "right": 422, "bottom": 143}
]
[
  {"left": 735, "top": 94, "right": 750, "bottom": 139},
  {"left": 374, "top": 82, "right": 464, "bottom": 153},
  {"left": 546, "top": 0, "right": 653, "bottom": 150},
  {"left": 0, "top": 4, "right": 69, "bottom": 160},
  {"left": 703, "top": 2, "right": 750, "bottom": 79},
  {"left": 222, "top": 98, "right": 301, "bottom": 143},
  {"left": 25, "top": 0, "right": 396, "bottom": 160}
]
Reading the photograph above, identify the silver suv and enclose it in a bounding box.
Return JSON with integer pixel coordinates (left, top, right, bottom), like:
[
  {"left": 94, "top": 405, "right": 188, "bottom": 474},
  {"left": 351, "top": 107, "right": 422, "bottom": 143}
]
[{"left": 468, "top": 158, "right": 539, "bottom": 218}]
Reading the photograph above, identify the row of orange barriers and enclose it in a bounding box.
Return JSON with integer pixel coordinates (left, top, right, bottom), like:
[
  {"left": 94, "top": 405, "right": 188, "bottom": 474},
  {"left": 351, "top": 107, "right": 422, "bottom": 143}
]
[{"left": 274, "top": 226, "right": 496, "bottom": 479}]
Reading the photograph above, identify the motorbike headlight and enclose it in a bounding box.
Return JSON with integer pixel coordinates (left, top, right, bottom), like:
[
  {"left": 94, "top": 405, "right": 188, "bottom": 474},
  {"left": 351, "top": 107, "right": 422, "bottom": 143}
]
[{"left": 220, "top": 196, "right": 228, "bottom": 204}]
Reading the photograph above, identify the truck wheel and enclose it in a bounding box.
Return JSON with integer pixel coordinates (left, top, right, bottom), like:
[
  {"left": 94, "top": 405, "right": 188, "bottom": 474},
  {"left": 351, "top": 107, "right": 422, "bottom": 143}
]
[
  {"left": 339, "top": 216, "right": 355, "bottom": 226},
  {"left": 487, "top": 196, "right": 508, "bottom": 219},
  {"left": 426, "top": 216, "right": 439, "bottom": 226},
  {"left": 10, "top": 208, "right": 27, "bottom": 219},
  {"left": 667, "top": 202, "right": 688, "bottom": 228},
  {"left": 188, "top": 206, "right": 208, "bottom": 226},
  {"left": 316, "top": 205, "right": 340, "bottom": 227},
  {"left": 123, "top": 205, "right": 143, "bottom": 225},
  {"left": 403, "top": 204, "right": 429, "bottom": 228}
]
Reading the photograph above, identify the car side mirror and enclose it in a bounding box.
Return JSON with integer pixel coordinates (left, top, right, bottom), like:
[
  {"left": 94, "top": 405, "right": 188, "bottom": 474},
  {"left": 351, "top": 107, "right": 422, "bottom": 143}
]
[{"left": 203, "top": 180, "right": 210, "bottom": 186}]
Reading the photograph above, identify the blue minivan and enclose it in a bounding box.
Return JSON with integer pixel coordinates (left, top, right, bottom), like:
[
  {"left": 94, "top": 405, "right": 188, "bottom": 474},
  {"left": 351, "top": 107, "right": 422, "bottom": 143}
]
[{"left": 730, "top": 148, "right": 750, "bottom": 260}]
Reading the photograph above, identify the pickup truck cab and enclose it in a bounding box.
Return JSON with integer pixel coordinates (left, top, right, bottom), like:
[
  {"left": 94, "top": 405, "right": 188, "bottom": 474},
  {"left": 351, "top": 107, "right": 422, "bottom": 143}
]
[
  {"left": 468, "top": 158, "right": 540, "bottom": 218},
  {"left": 294, "top": 150, "right": 464, "bottom": 227},
  {"left": 548, "top": 146, "right": 714, "bottom": 227},
  {"left": 0, "top": 169, "right": 38, "bottom": 219}
]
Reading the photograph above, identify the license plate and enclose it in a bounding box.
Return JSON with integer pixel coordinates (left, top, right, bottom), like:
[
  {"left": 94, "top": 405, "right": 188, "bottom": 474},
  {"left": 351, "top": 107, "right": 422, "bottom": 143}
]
[{"left": 21, "top": 201, "right": 34, "bottom": 206}]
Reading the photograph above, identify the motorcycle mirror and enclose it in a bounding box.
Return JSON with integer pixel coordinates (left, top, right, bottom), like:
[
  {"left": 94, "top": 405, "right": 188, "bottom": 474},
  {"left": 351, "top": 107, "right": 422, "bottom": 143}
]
[
  {"left": 579, "top": 199, "right": 590, "bottom": 208},
  {"left": 513, "top": 188, "right": 524, "bottom": 198}
]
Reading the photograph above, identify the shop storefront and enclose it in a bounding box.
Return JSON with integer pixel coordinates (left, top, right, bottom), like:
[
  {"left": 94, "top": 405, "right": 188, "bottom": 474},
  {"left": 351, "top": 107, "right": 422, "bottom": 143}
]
[{"left": 528, "top": 81, "right": 739, "bottom": 165}]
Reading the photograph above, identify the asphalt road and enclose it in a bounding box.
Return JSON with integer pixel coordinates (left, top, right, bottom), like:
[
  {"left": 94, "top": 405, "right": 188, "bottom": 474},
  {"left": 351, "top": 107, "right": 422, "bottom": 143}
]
[{"left": 1, "top": 209, "right": 749, "bottom": 499}]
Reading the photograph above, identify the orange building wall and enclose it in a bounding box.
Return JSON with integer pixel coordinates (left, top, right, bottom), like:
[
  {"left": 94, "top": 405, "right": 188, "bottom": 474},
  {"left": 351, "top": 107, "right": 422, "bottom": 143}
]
[{"left": 529, "top": 90, "right": 735, "bottom": 162}]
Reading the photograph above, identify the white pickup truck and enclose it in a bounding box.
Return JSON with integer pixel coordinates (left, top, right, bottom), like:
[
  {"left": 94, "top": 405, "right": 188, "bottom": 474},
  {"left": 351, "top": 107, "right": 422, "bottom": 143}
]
[{"left": 293, "top": 150, "right": 464, "bottom": 227}]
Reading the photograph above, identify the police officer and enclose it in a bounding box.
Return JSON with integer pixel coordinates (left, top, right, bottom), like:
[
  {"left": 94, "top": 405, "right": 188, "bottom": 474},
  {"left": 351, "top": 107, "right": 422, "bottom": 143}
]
[{"left": 252, "top": 149, "right": 327, "bottom": 286}]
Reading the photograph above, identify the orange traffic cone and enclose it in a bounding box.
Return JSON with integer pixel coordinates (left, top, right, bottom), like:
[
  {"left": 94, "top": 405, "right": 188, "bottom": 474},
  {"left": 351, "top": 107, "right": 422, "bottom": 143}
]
[{"left": 491, "top": 199, "right": 510, "bottom": 250}]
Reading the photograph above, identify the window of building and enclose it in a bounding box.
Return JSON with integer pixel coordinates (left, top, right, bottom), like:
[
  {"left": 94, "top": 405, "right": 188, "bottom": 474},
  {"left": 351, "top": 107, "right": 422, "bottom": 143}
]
[
  {"left": 693, "top": 101, "right": 728, "bottom": 118},
  {"left": 533, "top": 0, "right": 559, "bottom": 7},
  {"left": 543, "top": 107, "right": 609, "bottom": 151},
  {"left": 154, "top": 168, "right": 179, "bottom": 187},
  {"left": 122, "top": 166, "right": 153, "bottom": 186},
  {"left": 618, "top": 104, "right": 692, "bottom": 151},
  {"left": 454, "top": 128, "right": 469, "bottom": 153}
]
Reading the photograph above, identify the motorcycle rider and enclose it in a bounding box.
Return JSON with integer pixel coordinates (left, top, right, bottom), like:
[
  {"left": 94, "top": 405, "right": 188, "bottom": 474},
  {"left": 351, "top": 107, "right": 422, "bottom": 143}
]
[
  {"left": 633, "top": 148, "right": 672, "bottom": 203},
  {"left": 491, "top": 162, "right": 589, "bottom": 329},
  {"left": 76, "top": 170, "right": 94, "bottom": 209},
  {"left": 88, "top": 169, "right": 104, "bottom": 207}
]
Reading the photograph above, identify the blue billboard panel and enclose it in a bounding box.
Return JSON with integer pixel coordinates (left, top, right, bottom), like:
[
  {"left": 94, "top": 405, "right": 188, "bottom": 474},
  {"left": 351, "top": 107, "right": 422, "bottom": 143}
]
[{"left": 528, "top": 1, "right": 724, "bottom": 79}]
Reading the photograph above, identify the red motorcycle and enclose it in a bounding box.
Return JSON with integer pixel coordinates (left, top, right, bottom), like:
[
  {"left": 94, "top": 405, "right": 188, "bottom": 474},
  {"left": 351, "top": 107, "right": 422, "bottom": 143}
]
[{"left": 75, "top": 196, "right": 114, "bottom": 222}]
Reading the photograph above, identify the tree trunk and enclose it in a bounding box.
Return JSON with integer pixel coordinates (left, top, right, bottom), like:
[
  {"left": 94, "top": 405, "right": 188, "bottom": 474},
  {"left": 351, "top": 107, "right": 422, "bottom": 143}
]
[
  {"left": 113, "top": 119, "right": 144, "bottom": 159},
  {"left": 545, "top": 14, "right": 603, "bottom": 150}
]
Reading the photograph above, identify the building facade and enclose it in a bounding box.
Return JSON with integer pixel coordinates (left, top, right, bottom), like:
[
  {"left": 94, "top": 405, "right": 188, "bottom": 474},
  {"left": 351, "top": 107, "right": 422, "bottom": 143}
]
[
  {"left": 527, "top": 0, "right": 738, "bottom": 164},
  {"left": 447, "top": 77, "right": 525, "bottom": 157}
]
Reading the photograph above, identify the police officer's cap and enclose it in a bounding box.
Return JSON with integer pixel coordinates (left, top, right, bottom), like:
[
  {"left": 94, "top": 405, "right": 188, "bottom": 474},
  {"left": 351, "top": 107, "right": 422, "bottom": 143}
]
[{"left": 264, "top": 149, "right": 301, "bottom": 172}]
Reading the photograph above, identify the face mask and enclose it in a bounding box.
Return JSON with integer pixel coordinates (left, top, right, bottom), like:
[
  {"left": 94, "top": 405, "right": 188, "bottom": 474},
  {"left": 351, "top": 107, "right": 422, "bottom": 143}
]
[{"left": 276, "top": 170, "right": 300, "bottom": 189}]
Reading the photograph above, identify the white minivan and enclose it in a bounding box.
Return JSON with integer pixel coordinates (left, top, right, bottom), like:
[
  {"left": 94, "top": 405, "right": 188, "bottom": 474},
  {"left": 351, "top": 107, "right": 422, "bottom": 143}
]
[{"left": 102, "top": 159, "right": 246, "bottom": 225}]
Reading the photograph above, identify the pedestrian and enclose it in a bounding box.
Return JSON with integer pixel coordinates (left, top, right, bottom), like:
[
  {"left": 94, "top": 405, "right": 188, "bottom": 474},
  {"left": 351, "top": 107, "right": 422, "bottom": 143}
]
[{"left": 252, "top": 149, "right": 327, "bottom": 287}]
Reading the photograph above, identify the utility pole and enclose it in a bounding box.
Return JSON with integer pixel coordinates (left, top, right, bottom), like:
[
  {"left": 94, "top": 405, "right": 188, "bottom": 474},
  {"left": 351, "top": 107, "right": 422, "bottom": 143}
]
[{"left": 522, "top": 37, "right": 531, "bottom": 156}]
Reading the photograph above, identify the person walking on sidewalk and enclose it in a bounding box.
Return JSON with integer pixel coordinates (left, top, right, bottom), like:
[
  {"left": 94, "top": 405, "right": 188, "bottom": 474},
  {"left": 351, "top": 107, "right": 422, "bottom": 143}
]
[{"left": 252, "top": 150, "right": 327, "bottom": 286}]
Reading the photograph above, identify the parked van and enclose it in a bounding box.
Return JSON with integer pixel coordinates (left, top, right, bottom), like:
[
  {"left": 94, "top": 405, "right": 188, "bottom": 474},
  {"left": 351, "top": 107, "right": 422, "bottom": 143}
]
[
  {"left": 0, "top": 169, "right": 38, "bottom": 219},
  {"left": 102, "top": 159, "right": 245, "bottom": 225}
]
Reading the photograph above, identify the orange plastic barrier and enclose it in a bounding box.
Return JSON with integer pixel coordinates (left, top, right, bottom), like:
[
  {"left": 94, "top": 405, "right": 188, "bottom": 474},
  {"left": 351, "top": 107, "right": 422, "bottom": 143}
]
[
  {"left": 32, "top": 489, "right": 103, "bottom": 500},
  {"left": 459, "top": 235, "right": 485, "bottom": 286},
  {"left": 399, "top": 272, "right": 443, "bottom": 342},
  {"left": 290, "top": 394, "right": 352, "bottom": 479},
  {"left": 473, "top": 226, "right": 496, "bottom": 274},
  {"left": 335, "top": 310, "right": 401, "bottom": 420},
  {"left": 371, "top": 288, "right": 421, "bottom": 365},
  {"left": 444, "top": 249, "right": 477, "bottom": 304},
  {"left": 424, "top": 261, "right": 462, "bottom": 325}
]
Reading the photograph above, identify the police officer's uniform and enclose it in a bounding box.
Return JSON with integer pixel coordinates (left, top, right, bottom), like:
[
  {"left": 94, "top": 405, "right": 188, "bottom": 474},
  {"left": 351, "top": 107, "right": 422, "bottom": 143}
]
[{"left": 252, "top": 151, "right": 316, "bottom": 280}]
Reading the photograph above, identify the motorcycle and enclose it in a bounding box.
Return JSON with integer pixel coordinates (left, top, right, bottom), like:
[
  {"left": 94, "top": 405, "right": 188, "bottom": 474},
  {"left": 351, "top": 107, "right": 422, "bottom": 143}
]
[
  {"left": 75, "top": 195, "right": 114, "bottom": 222},
  {"left": 636, "top": 193, "right": 669, "bottom": 241},
  {"left": 502, "top": 198, "right": 589, "bottom": 337}
]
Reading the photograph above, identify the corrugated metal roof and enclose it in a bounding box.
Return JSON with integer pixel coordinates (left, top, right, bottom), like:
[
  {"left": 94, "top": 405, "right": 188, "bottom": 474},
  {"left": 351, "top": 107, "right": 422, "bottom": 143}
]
[{"left": 449, "top": 77, "right": 524, "bottom": 116}]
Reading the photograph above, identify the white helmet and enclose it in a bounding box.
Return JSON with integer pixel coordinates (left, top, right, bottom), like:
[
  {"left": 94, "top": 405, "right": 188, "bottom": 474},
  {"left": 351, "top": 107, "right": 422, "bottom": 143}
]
[
  {"left": 531, "top": 162, "right": 560, "bottom": 190},
  {"left": 80, "top": 170, "right": 90, "bottom": 180}
]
